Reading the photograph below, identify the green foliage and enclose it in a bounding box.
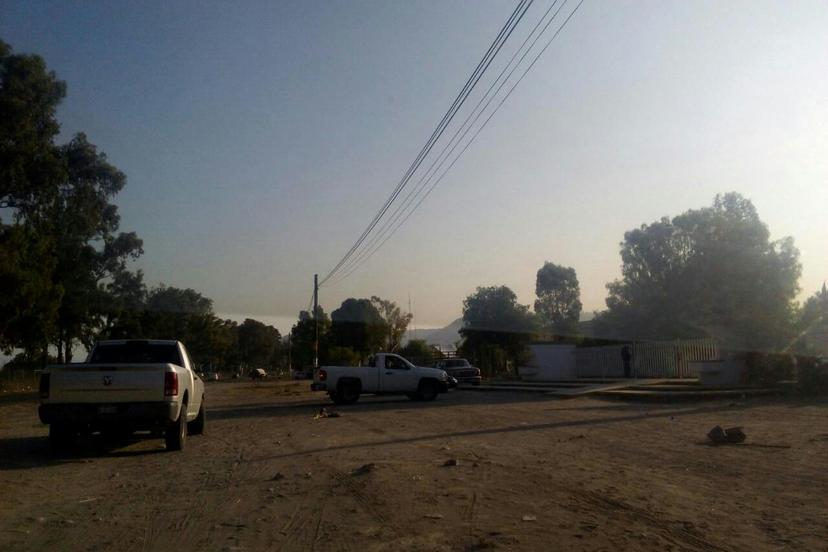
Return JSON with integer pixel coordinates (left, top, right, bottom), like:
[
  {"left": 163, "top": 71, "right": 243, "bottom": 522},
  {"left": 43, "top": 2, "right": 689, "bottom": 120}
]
[
  {"left": 596, "top": 193, "right": 801, "bottom": 351},
  {"left": 459, "top": 285, "right": 536, "bottom": 374},
  {"left": 1, "top": 40, "right": 143, "bottom": 363},
  {"left": 0, "top": 39, "right": 67, "bottom": 214},
  {"left": 797, "top": 356, "right": 828, "bottom": 396},
  {"left": 238, "top": 318, "right": 282, "bottom": 369},
  {"left": 794, "top": 284, "right": 828, "bottom": 355},
  {"left": 370, "top": 296, "right": 412, "bottom": 352},
  {"left": 534, "top": 262, "right": 582, "bottom": 337},
  {"left": 326, "top": 346, "right": 361, "bottom": 366},
  {"left": 741, "top": 352, "right": 797, "bottom": 386},
  {"left": 331, "top": 298, "right": 385, "bottom": 358},
  {"left": 399, "top": 339, "right": 436, "bottom": 365},
  {"left": 290, "top": 308, "right": 331, "bottom": 370}
]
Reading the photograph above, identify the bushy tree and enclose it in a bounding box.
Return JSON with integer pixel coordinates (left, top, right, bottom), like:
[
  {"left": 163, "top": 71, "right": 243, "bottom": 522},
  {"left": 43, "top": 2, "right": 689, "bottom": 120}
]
[
  {"left": 795, "top": 283, "right": 828, "bottom": 355},
  {"left": 0, "top": 40, "right": 143, "bottom": 363},
  {"left": 370, "top": 296, "right": 412, "bottom": 352},
  {"left": 399, "top": 339, "right": 436, "bottom": 365},
  {"left": 238, "top": 318, "right": 282, "bottom": 369},
  {"left": 459, "top": 286, "right": 536, "bottom": 374},
  {"left": 330, "top": 298, "right": 385, "bottom": 358},
  {"left": 595, "top": 193, "right": 801, "bottom": 351},
  {"left": 534, "top": 262, "right": 582, "bottom": 337},
  {"left": 291, "top": 308, "right": 330, "bottom": 370}
]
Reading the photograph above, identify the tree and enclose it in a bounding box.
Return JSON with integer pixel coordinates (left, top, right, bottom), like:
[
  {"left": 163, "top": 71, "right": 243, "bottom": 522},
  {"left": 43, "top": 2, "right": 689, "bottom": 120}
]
[
  {"left": 330, "top": 298, "right": 385, "bottom": 357},
  {"left": 370, "top": 296, "right": 412, "bottom": 352},
  {"left": 237, "top": 318, "right": 282, "bottom": 369},
  {"left": 399, "top": 339, "right": 436, "bottom": 364},
  {"left": 795, "top": 283, "right": 828, "bottom": 355},
  {"left": 0, "top": 41, "right": 143, "bottom": 362},
  {"left": 0, "top": 39, "right": 66, "bottom": 214},
  {"left": 0, "top": 39, "right": 67, "bottom": 360},
  {"left": 291, "top": 308, "right": 330, "bottom": 369},
  {"left": 534, "top": 262, "right": 582, "bottom": 337},
  {"left": 595, "top": 193, "right": 801, "bottom": 351},
  {"left": 459, "top": 286, "right": 537, "bottom": 375}
]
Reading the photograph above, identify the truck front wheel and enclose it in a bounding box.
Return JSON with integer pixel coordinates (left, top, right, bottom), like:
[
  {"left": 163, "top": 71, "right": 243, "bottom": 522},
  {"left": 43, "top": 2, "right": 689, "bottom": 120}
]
[
  {"left": 188, "top": 398, "right": 205, "bottom": 435},
  {"left": 165, "top": 401, "right": 188, "bottom": 451},
  {"left": 417, "top": 379, "right": 439, "bottom": 401}
]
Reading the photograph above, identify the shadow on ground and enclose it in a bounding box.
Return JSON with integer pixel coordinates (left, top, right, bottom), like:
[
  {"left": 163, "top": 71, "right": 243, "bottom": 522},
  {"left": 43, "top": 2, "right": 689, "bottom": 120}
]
[{"left": 0, "top": 433, "right": 168, "bottom": 471}]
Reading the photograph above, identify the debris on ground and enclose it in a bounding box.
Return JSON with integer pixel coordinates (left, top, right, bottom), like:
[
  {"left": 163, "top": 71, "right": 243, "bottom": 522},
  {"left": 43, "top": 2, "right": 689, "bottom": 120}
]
[
  {"left": 270, "top": 472, "right": 285, "bottom": 481},
  {"left": 314, "top": 408, "right": 341, "bottom": 419},
  {"left": 707, "top": 425, "right": 747, "bottom": 444},
  {"left": 353, "top": 463, "right": 376, "bottom": 476},
  {"left": 443, "top": 458, "right": 459, "bottom": 467},
  {"left": 423, "top": 513, "right": 444, "bottom": 520},
  {"left": 522, "top": 515, "right": 537, "bottom": 522}
]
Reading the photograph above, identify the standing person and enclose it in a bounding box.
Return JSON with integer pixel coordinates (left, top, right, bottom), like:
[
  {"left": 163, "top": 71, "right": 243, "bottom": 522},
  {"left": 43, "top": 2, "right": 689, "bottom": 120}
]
[{"left": 621, "top": 345, "right": 632, "bottom": 378}]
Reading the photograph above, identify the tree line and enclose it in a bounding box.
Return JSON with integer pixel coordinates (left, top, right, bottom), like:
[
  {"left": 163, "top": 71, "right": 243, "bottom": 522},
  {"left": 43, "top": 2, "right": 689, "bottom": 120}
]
[{"left": 456, "top": 192, "right": 826, "bottom": 376}]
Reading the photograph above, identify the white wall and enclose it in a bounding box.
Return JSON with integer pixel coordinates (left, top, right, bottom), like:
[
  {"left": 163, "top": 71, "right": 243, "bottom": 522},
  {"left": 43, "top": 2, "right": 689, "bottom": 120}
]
[{"left": 519, "top": 344, "right": 577, "bottom": 381}]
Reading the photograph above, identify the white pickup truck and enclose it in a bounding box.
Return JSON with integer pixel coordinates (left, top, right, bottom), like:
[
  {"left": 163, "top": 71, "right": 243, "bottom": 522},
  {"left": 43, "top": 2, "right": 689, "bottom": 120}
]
[
  {"left": 38, "top": 339, "right": 205, "bottom": 451},
  {"left": 310, "top": 352, "right": 451, "bottom": 404}
]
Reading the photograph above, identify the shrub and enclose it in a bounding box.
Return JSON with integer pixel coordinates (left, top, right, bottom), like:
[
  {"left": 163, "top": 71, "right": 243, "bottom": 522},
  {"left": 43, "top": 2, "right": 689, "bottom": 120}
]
[
  {"left": 741, "top": 352, "right": 796, "bottom": 385},
  {"left": 797, "top": 356, "right": 828, "bottom": 396}
]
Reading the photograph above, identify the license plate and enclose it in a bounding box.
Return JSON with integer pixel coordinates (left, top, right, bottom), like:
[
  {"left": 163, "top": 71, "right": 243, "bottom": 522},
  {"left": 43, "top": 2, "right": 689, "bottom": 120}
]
[{"left": 98, "top": 405, "right": 118, "bottom": 414}]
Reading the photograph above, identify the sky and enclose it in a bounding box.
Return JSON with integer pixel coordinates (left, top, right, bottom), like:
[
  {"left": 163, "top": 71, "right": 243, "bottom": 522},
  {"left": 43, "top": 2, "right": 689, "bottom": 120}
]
[{"left": 2, "top": 0, "right": 827, "bottom": 334}]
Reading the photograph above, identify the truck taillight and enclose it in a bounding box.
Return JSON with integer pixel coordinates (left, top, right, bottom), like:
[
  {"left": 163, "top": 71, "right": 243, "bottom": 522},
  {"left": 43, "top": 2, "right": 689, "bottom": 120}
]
[
  {"left": 318, "top": 369, "right": 327, "bottom": 382},
  {"left": 164, "top": 372, "right": 178, "bottom": 396},
  {"left": 39, "top": 373, "right": 50, "bottom": 399}
]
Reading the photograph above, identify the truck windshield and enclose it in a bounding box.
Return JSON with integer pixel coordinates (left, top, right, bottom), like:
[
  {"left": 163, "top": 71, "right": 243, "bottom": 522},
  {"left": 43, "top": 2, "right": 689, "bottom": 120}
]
[{"left": 89, "top": 343, "right": 182, "bottom": 366}]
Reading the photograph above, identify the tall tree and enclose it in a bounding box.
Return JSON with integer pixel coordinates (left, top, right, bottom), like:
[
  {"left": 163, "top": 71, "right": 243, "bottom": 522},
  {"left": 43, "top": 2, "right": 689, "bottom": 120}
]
[
  {"left": 237, "top": 318, "right": 282, "bottom": 369},
  {"left": 330, "top": 298, "right": 385, "bottom": 357},
  {"left": 291, "top": 308, "right": 330, "bottom": 370},
  {"left": 0, "top": 40, "right": 142, "bottom": 362},
  {"left": 459, "top": 286, "right": 536, "bottom": 373},
  {"left": 595, "top": 193, "right": 801, "bottom": 350},
  {"left": 534, "top": 262, "right": 582, "bottom": 337},
  {"left": 0, "top": 39, "right": 66, "bottom": 214},
  {"left": 796, "top": 283, "right": 828, "bottom": 355},
  {"left": 370, "top": 296, "right": 412, "bottom": 352}
]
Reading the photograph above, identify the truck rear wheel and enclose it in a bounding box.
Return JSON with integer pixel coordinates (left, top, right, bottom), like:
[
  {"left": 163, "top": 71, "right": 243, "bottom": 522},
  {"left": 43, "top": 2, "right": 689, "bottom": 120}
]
[
  {"left": 49, "top": 423, "right": 76, "bottom": 452},
  {"left": 165, "top": 402, "right": 188, "bottom": 451},
  {"left": 337, "top": 381, "right": 361, "bottom": 405}
]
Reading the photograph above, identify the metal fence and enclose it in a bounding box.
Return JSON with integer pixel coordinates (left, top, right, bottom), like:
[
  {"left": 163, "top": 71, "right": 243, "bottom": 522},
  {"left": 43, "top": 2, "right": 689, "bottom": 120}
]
[{"left": 573, "top": 338, "right": 719, "bottom": 379}]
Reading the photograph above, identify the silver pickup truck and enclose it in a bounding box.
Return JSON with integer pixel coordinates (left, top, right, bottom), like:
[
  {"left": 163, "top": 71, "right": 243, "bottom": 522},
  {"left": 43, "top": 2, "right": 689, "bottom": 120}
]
[
  {"left": 38, "top": 339, "right": 205, "bottom": 451},
  {"left": 311, "top": 352, "right": 450, "bottom": 404}
]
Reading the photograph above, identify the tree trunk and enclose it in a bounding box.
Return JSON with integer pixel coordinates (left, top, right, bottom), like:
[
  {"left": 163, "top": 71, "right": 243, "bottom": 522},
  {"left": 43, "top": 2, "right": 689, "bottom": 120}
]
[{"left": 65, "top": 337, "right": 73, "bottom": 363}]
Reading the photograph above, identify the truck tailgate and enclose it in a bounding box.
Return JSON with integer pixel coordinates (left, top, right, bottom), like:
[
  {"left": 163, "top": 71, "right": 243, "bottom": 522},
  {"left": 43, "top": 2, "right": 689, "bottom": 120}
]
[{"left": 48, "top": 363, "right": 174, "bottom": 403}]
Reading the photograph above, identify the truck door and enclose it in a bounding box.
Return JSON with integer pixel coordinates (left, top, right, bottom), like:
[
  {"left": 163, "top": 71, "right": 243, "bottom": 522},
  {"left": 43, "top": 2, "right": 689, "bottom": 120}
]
[{"left": 380, "top": 354, "right": 419, "bottom": 392}]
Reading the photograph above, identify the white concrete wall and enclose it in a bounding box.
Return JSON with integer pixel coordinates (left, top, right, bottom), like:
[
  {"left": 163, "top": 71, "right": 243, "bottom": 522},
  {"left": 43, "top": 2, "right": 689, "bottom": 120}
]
[{"left": 520, "top": 344, "right": 577, "bottom": 381}]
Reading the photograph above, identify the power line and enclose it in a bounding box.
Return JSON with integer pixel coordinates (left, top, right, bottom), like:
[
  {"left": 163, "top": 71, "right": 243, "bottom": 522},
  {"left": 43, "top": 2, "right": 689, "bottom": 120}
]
[
  {"left": 328, "top": 0, "right": 567, "bottom": 283},
  {"left": 327, "top": 0, "right": 585, "bottom": 285},
  {"left": 318, "top": 0, "right": 534, "bottom": 287}
]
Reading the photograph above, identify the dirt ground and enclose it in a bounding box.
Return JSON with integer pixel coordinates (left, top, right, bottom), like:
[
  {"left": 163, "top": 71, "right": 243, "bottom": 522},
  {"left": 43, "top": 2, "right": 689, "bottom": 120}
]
[{"left": 1, "top": 381, "right": 826, "bottom": 552}]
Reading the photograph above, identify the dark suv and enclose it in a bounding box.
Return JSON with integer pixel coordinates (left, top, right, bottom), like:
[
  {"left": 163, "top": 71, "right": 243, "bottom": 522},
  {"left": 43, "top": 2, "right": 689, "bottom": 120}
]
[{"left": 435, "top": 358, "right": 481, "bottom": 385}]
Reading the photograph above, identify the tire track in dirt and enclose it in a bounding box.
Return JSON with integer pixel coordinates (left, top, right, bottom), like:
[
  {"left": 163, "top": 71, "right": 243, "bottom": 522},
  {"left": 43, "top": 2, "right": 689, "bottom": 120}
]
[{"left": 575, "top": 489, "right": 733, "bottom": 552}]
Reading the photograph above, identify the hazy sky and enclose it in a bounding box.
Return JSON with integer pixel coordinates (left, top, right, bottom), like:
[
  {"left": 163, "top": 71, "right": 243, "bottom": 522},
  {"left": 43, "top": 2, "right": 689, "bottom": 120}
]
[{"left": 2, "top": 0, "right": 826, "bottom": 333}]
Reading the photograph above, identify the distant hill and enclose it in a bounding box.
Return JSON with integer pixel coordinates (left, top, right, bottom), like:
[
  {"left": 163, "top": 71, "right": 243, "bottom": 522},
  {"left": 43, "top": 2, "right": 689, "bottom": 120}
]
[{"left": 407, "top": 318, "right": 463, "bottom": 348}]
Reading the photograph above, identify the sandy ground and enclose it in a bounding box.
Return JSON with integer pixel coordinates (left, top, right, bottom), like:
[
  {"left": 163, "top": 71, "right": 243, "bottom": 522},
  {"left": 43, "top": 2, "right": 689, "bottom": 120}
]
[{"left": 0, "top": 381, "right": 827, "bottom": 552}]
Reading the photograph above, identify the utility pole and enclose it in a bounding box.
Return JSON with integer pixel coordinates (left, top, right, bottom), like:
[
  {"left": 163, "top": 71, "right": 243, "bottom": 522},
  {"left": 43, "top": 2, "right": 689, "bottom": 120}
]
[
  {"left": 313, "top": 273, "right": 319, "bottom": 371},
  {"left": 408, "top": 293, "right": 413, "bottom": 342}
]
